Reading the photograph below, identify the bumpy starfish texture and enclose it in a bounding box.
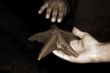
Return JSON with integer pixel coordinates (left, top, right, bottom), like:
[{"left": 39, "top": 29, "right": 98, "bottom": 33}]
[{"left": 28, "top": 25, "right": 78, "bottom": 61}]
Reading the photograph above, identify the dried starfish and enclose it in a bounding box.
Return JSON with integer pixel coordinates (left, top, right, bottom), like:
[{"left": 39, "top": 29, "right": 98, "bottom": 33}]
[{"left": 28, "top": 25, "right": 78, "bottom": 61}]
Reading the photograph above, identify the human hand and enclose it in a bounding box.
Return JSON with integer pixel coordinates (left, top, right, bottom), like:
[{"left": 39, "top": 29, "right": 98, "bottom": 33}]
[
  {"left": 38, "top": 0, "right": 68, "bottom": 23},
  {"left": 53, "top": 27, "right": 104, "bottom": 63}
]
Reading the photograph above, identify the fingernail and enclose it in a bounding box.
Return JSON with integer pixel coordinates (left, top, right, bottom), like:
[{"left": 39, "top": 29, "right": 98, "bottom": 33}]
[
  {"left": 57, "top": 19, "right": 62, "bottom": 23},
  {"left": 38, "top": 11, "right": 41, "bottom": 14},
  {"left": 51, "top": 18, "right": 56, "bottom": 22},
  {"left": 46, "top": 14, "right": 50, "bottom": 19}
]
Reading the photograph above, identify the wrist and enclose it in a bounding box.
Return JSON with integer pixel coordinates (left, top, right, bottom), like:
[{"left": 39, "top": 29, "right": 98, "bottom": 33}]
[{"left": 97, "top": 43, "right": 110, "bottom": 62}]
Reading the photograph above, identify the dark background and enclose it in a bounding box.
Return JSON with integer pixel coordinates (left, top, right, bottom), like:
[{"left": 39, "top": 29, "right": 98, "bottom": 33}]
[{"left": 0, "top": 0, "right": 110, "bottom": 73}]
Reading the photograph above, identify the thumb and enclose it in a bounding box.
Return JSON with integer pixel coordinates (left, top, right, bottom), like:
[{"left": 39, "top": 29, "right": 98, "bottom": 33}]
[
  {"left": 72, "top": 27, "right": 99, "bottom": 45},
  {"left": 72, "top": 27, "right": 88, "bottom": 39}
]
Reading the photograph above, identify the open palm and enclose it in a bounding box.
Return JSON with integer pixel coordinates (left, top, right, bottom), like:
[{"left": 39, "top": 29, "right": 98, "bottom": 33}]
[{"left": 53, "top": 27, "right": 102, "bottom": 63}]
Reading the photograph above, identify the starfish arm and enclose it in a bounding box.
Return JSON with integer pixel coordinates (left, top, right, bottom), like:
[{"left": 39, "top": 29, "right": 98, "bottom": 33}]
[
  {"left": 56, "top": 31, "right": 79, "bottom": 57},
  {"left": 38, "top": 34, "right": 57, "bottom": 60},
  {"left": 53, "top": 26, "right": 78, "bottom": 43},
  {"left": 28, "top": 25, "right": 79, "bottom": 61},
  {"left": 61, "top": 30, "right": 78, "bottom": 43},
  {"left": 28, "top": 30, "right": 53, "bottom": 43}
]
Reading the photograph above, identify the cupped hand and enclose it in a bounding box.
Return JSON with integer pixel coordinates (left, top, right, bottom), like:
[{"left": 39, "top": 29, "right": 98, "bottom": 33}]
[{"left": 53, "top": 27, "right": 103, "bottom": 63}]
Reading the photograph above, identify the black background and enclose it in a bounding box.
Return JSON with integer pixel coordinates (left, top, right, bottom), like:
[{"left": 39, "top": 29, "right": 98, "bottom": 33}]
[{"left": 0, "top": 0, "right": 110, "bottom": 73}]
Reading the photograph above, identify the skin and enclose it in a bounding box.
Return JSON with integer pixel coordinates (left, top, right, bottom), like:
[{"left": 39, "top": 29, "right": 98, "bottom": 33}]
[
  {"left": 53, "top": 27, "right": 110, "bottom": 63},
  {"left": 38, "top": 0, "right": 110, "bottom": 63},
  {"left": 28, "top": 25, "right": 78, "bottom": 61},
  {"left": 38, "top": 0, "right": 67, "bottom": 23}
]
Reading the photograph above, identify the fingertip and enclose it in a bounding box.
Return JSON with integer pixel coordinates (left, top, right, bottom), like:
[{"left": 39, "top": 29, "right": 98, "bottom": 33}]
[
  {"left": 51, "top": 18, "right": 56, "bottom": 22},
  {"left": 72, "top": 27, "right": 85, "bottom": 38},
  {"left": 38, "top": 2, "right": 48, "bottom": 15},
  {"left": 45, "top": 14, "right": 50, "bottom": 19},
  {"left": 72, "top": 27, "right": 79, "bottom": 34},
  {"left": 38, "top": 10, "right": 42, "bottom": 14},
  {"left": 57, "top": 18, "right": 62, "bottom": 23},
  {"left": 72, "top": 27, "right": 79, "bottom": 32}
]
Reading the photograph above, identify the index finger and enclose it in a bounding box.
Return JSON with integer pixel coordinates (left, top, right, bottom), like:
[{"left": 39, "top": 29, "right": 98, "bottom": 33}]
[
  {"left": 38, "top": 2, "right": 49, "bottom": 14},
  {"left": 52, "top": 50, "right": 76, "bottom": 63},
  {"left": 52, "top": 50, "right": 91, "bottom": 63}
]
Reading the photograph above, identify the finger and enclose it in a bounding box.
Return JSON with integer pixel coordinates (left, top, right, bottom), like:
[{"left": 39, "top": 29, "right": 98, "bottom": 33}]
[
  {"left": 45, "top": 7, "right": 52, "bottom": 19},
  {"left": 53, "top": 50, "right": 77, "bottom": 63},
  {"left": 57, "top": 8, "right": 64, "bottom": 23},
  {"left": 38, "top": 2, "right": 48, "bottom": 14},
  {"left": 51, "top": 7, "right": 58, "bottom": 22},
  {"left": 72, "top": 27, "right": 99, "bottom": 44},
  {"left": 72, "top": 27, "right": 88, "bottom": 39},
  {"left": 53, "top": 50, "right": 92, "bottom": 63},
  {"left": 64, "top": 7, "right": 67, "bottom": 15}
]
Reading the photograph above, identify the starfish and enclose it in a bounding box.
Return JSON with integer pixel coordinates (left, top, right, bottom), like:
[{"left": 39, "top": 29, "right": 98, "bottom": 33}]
[{"left": 28, "top": 25, "right": 78, "bottom": 61}]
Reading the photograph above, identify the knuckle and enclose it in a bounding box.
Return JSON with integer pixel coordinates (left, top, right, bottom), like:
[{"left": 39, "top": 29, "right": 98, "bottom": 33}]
[
  {"left": 52, "top": 10, "right": 58, "bottom": 17},
  {"left": 47, "top": 8, "right": 52, "bottom": 13}
]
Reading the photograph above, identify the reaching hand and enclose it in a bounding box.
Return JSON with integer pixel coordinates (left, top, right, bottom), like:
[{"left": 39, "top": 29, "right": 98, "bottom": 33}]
[
  {"left": 38, "top": 0, "right": 68, "bottom": 23},
  {"left": 53, "top": 27, "right": 104, "bottom": 63}
]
